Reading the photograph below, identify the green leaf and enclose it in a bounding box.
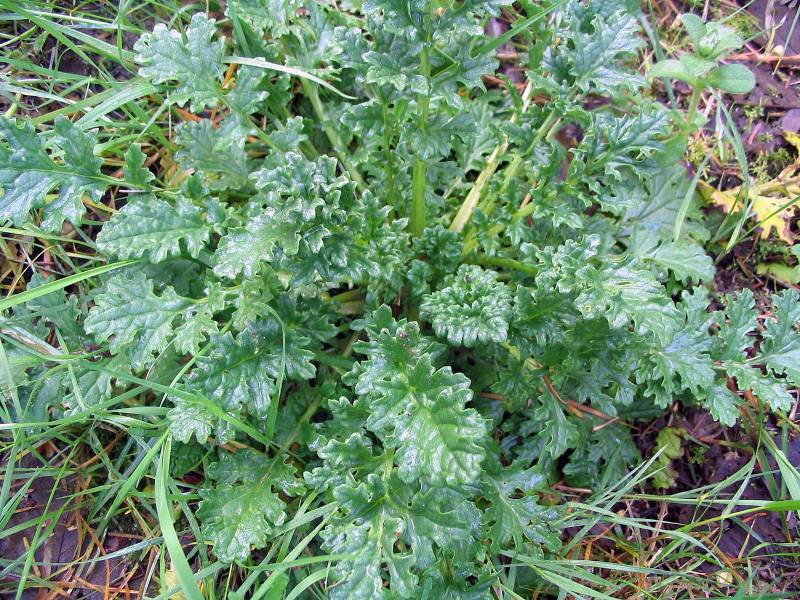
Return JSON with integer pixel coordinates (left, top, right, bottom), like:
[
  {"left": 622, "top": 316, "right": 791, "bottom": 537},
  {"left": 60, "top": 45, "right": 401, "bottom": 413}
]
[
  {"left": 726, "top": 363, "right": 793, "bottom": 414},
  {"left": 213, "top": 209, "right": 301, "bottom": 279},
  {"left": 25, "top": 272, "right": 83, "bottom": 346},
  {"left": 646, "top": 290, "right": 715, "bottom": 407},
  {"left": 705, "top": 383, "right": 741, "bottom": 427},
  {"left": 680, "top": 13, "right": 707, "bottom": 48},
  {"left": 123, "top": 143, "right": 155, "bottom": 188},
  {"left": 96, "top": 196, "right": 210, "bottom": 262},
  {"left": 170, "top": 322, "right": 314, "bottom": 443},
  {"left": 226, "top": 0, "right": 289, "bottom": 36},
  {"left": 405, "top": 487, "right": 481, "bottom": 567},
  {"left": 269, "top": 116, "right": 309, "bottom": 153},
  {"left": 208, "top": 449, "right": 305, "bottom": 495},
  {"left": 312, "top": 468, "right": 423, "bottom": 599},
  {"left": 133, "top": 13, "right": 225, "bottom": 111},
  {"left": 571, "top": 12, "right": 645, "bottom": 94},
  {"left": 213, "top": 153, "right": 358, "bottom": 282},
  {"left": 563, "top": 423, "right": 641, "bottom": 488},
  {"left": 440, "top": 44, "right": 499, "bottom": 91},
  {"left": 420, "top": 265, "right": 512, "bottom": 347},
  {"left": 322, "top": 508, "right": 414, "bottom": 600},
  {"left": 168, "top": 402, "right": 231, "bottom": 446},
  {"left": 713, "top": 289, "right": 755, "bottom": 361},
  {"left": 630, "top": 229, "right": 714, "bottom": 283},
  {"left": 678, "top": 54, "right": 717, "bottom": 81},
  {"left": 367, "top": 356, "right": 487, "bottom": 487},
  {"left": 576, "top": 262, "right": 681, "bottom": 343},
  {"left": 308, "top": 307, "right": 493, "bottom": 597},
  {"left": 362, "top": 0, "right": 426, "bottom": 31},
  {"left": 649, "top": 427, "right": 683, "bottom": 489},
  {"left": 227, "top": 66, "right": 270, "bottom": 120},
  {"left": 349, "top": 306, "right": 445, "bottom": 392},
  {"left": 539, "top": 395, "right": 581, "bottom": 459},
  {"left": 341, "top": 101, "right": 385, "bottom": 140},
  {"left": 173, "top": 304, "right": 219, "bottom": 355},
  {"left": 197, "top": 481, "right": 286, "bottom": 563},
  {"left": 0, "top": 116, "right": 104, "bottom": 230},
  {"left": 84, "top": 272, "right": 203, "bottom": 371},
  {"left": 197, "top": 449, "right": 305, "bottom": 563},
  {"left": 759, "top": 289, "right": 800, "bottom": 385},
  {"left": 652, "top": 333, "right": 715, "bottom": 397},
  {"left": 401, "top": 113, "right": 472, "bottom": 160},
  {"left": 648, "top": 54, "right": 716, "bottom": 87},
  {"left": 575, "top": 110, "right": 670, "bottom": 186},
  {"left": 482, "top": 461, "right": 561, "bottom": 552},
  {"left": 694, "top": 20, "right": 744, "bottom": 60},
  {"left": 648, "top": 59, "right": 693, "bottom": 84},
  {"left": 705, "top": 64, "right": 755, "bottom": 94},
  {"left": 175, "top": 119, "right": 250, "bottom": 191},
  {"left": 363, "top": 40, "right": 428, "bottom": 93},
  {"left": 654, "top": 241, "right": 715, "bottom": 283},
  {"left": 187, "top": 332, "right": 274, "bottom": 416}
]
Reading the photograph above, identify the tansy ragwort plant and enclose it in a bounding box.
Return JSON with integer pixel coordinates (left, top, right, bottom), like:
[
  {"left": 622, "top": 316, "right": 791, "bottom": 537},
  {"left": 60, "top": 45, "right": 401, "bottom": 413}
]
[{"left": 1, "top": 1, "right": 798, "bottom": 597}]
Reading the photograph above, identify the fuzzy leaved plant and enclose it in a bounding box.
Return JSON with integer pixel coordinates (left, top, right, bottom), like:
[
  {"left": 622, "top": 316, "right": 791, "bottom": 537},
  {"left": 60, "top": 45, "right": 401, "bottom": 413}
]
[{"left": 1, "top": 1, "right": 796, "bottom": 597}]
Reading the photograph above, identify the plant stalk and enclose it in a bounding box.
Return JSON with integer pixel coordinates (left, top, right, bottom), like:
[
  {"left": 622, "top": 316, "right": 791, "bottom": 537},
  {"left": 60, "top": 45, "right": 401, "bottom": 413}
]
[
  {"left": 686, "top": 88, "right": 702, "bottom": 128},
  {"left": 300, "top": 78, "right": 366, "bottom": 190},
  {"left": 467, "top": 254, "right": 539, "bottom": 276},
  {"left": 378, "top": 91, "right": 398, "bottom": 215},
  {"left": 410, "top": 37, "right": 432, "bottom": 238},
  {"left": 450, "top": 80, "right": 535, "bottom": 233}
]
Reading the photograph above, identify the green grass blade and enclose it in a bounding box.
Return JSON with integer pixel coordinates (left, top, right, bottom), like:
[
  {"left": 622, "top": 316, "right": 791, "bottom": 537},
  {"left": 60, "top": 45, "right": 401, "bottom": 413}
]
[
  {"left": 472, "top": 0, "right": 567, "bottom": 58},
  {"left": 762, "top": 434, "right": 800, "bottom": 502},
  {"left": 155, "top": 435, "right": 204, "bottom": 600},
  {"left": 285, "top": 568, "right": 329, "bottom": 600},
  {"left": 531, "top": 565, "right": 619, "bottom": 600},
  {"left": 224, "top": 56, "right": 356, "bottom": 100},
  {"left": 0, "top": 259, "right": 137, "bottom": 312}
]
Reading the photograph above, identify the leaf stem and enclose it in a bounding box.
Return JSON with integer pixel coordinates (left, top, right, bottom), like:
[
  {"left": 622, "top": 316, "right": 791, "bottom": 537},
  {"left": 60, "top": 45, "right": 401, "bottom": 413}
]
[
  {"left": 459, "top": 110, "right": 558, "bottom": 254},
  {"left": 466, "top": 254, "right": 539, "bottom": 276},
  {"left": 686, "top": 87, "right": 702, "bottom": 128},
  {"left": 410, "top": 31, "right": 432, "bottom": 238},
  {"left": 379, "top": 92, "right": 398, "bottom": 215},
  {"left": 326, "top": 288, "right": 364, "bottom": 303},
  {"left": 299, "top": 78, "right": 366, "bottom": 190},
  {"left": 411, "top": 161, "right": 427, "bottom": 237},
  {"left": 450, "top": 80, "right": 535, "bottom": 233},
  {"left": 460, "top": 110, "right": 559, "bottom": 252}
]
